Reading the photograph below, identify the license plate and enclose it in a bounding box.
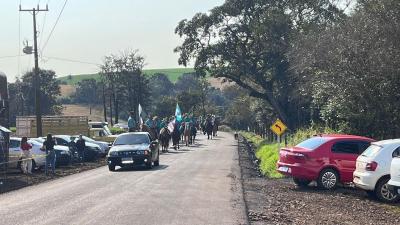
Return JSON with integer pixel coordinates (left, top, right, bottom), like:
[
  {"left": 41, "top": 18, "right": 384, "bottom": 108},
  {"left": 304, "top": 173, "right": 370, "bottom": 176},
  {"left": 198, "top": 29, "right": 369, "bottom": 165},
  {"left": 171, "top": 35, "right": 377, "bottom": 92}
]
[
  {"left": 121, "top": 157, "right": 134, "bottom": 164},
  {"left": 278, "top": 166, "right": 290, "bottom": 173}
]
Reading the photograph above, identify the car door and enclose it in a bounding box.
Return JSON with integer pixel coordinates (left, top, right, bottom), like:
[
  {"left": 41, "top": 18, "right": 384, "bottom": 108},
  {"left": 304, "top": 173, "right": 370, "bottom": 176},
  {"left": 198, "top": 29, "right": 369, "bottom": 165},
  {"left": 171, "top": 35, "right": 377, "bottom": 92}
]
[
  {"left": 8, "top": 139, "right": 21, "bottom": 168},
  {"left": 331, "top": 141, "right": 362, "bottom": 182}
]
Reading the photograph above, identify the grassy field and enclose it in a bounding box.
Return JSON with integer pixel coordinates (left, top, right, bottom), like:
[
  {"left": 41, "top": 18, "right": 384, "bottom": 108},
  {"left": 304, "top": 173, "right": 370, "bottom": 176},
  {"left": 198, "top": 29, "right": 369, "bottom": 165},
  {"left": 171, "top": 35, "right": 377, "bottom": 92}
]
[{"left": 58, "top": 68, "right": 195, "bottom": 85}]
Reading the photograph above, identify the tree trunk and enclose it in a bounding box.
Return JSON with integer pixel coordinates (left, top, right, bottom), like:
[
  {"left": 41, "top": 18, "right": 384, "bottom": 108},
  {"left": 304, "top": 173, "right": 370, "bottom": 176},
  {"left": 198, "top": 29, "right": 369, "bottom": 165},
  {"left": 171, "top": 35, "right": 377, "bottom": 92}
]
[
  {"left": 109, "top": 94, "right": 113, "bottom": 126},
  {"left": 102, "top": 84, "right": 107, "bottom": 122},
  {"left": 114, "top": 92, "right": 119, "bottom": 124}
]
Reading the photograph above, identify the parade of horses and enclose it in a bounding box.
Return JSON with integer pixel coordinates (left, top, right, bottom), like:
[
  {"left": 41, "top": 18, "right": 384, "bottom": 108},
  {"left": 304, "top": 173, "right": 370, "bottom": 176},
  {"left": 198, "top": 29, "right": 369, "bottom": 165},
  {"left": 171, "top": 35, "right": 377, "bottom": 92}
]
[{"left": 133, "top": 104, "right": 220, "bottom": 153}]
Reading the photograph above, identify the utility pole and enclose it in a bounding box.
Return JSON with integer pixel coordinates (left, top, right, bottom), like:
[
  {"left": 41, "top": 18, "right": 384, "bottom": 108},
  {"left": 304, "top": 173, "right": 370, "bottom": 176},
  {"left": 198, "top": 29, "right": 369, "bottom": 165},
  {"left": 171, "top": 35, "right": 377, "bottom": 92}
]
[{"left": 20, "top": 4, "right": 48, "bottom": 137}]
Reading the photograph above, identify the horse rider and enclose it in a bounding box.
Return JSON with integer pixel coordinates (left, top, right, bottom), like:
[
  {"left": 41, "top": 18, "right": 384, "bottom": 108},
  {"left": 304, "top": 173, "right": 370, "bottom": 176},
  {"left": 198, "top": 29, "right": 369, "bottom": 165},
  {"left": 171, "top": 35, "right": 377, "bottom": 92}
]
[{"left": 128, "top": 111, "right": 136, "bottom": 132}]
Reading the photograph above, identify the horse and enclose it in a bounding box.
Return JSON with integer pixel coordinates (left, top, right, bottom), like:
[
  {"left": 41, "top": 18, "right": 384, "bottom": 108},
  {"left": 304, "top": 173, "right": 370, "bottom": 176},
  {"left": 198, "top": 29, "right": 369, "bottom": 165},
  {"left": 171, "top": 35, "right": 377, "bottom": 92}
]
[
  {"left": 205, "top": 120, "right": 213, "bottom": 140},
  {"left": 171, "top": 124, "right": 181, "bottom": 150},
  {"left": 190, "top": 124, "right": 197, "bottom": 144},
  {"left": 212, "top": 117, "right": 219, "bottom": 137},
  {"left": 159, "top": 127, "right": 171, "bottom": 153},
  {"left": 183, "top": 122, "right": 192, "bottom": 146},
  {"left": 141, "top": 124, "right": 157, "bottom": 141}
]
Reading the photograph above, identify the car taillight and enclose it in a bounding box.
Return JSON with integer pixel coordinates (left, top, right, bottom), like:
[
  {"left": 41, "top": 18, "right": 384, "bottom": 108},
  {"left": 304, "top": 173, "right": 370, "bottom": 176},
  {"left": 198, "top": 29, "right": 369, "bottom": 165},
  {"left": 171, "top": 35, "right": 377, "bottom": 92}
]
[
  {"left": 366, "top": 161, "right": 378, "bottom": 171},
  {"left": 288, "top": 152, "right": 306, "bottom": 159}
]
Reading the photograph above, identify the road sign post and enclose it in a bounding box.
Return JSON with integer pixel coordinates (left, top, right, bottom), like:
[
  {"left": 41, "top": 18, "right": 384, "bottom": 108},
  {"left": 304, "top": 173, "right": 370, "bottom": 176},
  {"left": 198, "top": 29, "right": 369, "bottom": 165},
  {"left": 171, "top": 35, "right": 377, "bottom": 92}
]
[{"left": 270, "top": 119, "right": 288, "bottom": 155}]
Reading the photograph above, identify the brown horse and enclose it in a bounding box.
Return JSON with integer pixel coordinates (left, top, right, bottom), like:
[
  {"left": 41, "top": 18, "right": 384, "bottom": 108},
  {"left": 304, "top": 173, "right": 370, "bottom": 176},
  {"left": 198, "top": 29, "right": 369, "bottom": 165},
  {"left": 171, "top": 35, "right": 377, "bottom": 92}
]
[
  {"left": 159, "top": 127, "right": 171, "bottom": 153},
  {"left": 183, "top": 122, "right": 191, "bottom": 146}
]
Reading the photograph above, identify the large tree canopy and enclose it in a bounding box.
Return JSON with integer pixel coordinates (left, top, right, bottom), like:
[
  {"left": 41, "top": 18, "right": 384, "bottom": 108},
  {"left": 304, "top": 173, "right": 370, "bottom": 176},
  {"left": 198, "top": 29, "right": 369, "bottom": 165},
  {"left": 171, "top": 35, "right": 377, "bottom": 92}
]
[{"left": 175, "top": 0, "right": 345, "bottom": 127}]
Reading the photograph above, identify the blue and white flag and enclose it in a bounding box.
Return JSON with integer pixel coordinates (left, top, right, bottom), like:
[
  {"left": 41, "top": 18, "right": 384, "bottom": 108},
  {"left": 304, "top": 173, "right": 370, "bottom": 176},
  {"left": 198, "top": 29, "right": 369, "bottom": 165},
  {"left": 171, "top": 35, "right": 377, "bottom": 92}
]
[{"left": 175, "top": 103, "right": 182, "bottom": 122}]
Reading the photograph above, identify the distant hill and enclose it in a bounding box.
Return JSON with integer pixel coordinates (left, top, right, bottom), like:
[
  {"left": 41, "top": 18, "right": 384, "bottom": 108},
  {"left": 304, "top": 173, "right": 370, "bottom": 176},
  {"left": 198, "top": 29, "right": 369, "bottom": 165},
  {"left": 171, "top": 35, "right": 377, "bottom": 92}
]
[{"left": 58, "top": 68, "right": 195, "bottom": 85}]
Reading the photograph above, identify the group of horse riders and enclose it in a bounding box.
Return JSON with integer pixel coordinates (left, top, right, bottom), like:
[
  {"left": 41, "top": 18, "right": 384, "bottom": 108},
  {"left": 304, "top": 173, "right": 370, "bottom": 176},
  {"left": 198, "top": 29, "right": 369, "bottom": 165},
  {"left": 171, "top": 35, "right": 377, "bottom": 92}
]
[{"left": 127, "top": 111, "right": 220, "bottom": 153}]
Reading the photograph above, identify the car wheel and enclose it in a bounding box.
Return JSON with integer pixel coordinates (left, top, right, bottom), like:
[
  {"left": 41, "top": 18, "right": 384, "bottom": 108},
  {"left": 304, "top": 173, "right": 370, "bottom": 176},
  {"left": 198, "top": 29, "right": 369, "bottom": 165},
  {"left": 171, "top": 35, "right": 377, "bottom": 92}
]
[
  {"left": 366, "top": 190, "right": 376, "bottom": 199},
  {"left": 317, "top": 169, "right": 338, "bottom": 190},
  {"left": 293, "top": 178, "right": 311, "bottom": 187},
  {"left": 375, "top": 177, "right": 400, "bottom": 203},
  {"left": 146, "top": 161, "right": 153, "bottom": 170},
  {"left": 108, "top": 164, "right": 116, "bottom": 172}
]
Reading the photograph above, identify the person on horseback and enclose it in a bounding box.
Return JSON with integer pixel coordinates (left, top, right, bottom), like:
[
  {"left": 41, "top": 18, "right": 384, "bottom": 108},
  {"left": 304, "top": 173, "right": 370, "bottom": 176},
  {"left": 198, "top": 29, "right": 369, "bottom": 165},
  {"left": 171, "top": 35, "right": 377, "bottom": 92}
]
[{"left": 128, "top": 111, "right": 136, "bottom": 132}]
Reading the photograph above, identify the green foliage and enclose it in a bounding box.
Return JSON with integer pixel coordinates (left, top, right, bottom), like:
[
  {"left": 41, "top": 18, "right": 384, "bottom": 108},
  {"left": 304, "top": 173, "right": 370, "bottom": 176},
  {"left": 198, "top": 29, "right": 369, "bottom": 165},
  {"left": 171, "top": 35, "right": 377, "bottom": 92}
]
[
  {"left": 9, "top": 127, "right": 16, "bottom": 133},
  {"left": 256, "top": 143, "right": 283, "bottom": 179},
  {"left": 110, "top": 127, "right": 125, "bottom": 135},
  {"left": 73, "top": 78, "right": 102, "bottom": 105},
  {"left": 288, "top": 126, "right": 339, "bottom": 146}
]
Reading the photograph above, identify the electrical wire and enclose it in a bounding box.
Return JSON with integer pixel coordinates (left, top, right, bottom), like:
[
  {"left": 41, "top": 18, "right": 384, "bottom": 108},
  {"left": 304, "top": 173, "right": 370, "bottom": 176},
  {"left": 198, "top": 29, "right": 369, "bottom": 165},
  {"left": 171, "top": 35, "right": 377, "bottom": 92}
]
[
  {"left": 40, "top": 0, "right": 68, "bottom": 55},
  {"left": 38, "top": 0, "right": 51, "bottom": 51},
  {"left": 18, "top": 0, "right": 22, "bottom": 76},
  {"left": 42, "top": 56, "right": 101, "bottom": 66}
]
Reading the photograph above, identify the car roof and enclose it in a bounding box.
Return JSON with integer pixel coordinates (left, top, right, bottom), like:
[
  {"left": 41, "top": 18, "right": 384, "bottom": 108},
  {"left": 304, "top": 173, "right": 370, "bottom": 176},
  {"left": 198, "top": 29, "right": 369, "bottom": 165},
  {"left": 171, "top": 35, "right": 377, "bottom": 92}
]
[
  {"left": 372, "top": 139, "right": 400, "bottom": 146},
  {"left": 315, "top": 134, "right": 374, "bottom": 141},
  {"left": 119, "top": 132, "right": 149, "bottom": 136}
]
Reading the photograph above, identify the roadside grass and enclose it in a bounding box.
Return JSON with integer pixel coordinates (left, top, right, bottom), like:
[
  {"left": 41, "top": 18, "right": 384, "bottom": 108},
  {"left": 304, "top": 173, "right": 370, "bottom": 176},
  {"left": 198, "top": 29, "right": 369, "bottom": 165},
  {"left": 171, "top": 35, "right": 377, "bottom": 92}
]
[{"left": 241, "top": 126, "right": 339, "bottom": 179}]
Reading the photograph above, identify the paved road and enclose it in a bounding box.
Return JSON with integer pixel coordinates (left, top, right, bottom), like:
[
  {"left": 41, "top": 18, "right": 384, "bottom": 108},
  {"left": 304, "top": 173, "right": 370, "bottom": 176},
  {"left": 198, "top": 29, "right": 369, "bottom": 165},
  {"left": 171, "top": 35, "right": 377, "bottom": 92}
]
[{"left": 0, "top": 132, "right": 247, "bottom": 225}]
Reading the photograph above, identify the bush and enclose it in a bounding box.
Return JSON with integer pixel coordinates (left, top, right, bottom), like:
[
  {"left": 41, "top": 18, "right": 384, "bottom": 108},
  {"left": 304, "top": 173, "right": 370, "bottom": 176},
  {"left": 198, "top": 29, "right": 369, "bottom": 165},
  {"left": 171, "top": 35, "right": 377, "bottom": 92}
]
[
  {"left": 110, "top": 127, "right": 125, "bottom": 135},
  {"left": 10, "top": 127, "right": 16, "bottom": 133}
]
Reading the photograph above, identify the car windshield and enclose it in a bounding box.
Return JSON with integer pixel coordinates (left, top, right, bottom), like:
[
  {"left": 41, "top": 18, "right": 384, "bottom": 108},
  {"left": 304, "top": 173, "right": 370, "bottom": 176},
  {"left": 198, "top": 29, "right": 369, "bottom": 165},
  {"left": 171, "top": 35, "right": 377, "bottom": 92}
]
[
  {"left": 296, "top": 137, "right": 329, "bottom": 150},
  {"left": 361, "top": 144, "right": 382, "bottom": 157},
  {"left": 114, "top": 134, "right": 150, "bottom": 146}
]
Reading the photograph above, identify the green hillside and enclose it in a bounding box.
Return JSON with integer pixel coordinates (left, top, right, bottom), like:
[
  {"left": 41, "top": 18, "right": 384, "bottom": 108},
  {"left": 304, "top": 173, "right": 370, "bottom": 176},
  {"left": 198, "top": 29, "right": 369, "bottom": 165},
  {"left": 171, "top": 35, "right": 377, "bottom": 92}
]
[{"left": 58, "top": 68, "right": 195, "bottom": 85}]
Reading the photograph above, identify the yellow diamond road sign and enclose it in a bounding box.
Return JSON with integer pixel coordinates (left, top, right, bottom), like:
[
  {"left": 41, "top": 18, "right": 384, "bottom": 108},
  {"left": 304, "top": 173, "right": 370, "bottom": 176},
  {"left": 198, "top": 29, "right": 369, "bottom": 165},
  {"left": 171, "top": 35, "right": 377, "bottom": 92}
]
[{"left": 270, "top": 119, "right": 287, "bottom": 136}]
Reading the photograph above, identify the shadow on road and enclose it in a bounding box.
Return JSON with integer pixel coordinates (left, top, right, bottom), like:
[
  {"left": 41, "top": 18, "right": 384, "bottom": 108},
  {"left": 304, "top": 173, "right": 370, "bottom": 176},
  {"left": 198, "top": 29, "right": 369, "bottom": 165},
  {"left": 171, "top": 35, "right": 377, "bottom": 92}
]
[{"left": 115, "top": 164, "right": 169, "bottom": 172}]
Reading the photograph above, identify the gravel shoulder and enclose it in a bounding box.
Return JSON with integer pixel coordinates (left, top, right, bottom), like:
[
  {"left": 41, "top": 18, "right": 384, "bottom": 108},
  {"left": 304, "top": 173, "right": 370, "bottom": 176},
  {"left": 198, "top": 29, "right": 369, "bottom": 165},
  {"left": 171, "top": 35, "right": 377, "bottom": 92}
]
[{"left": 238, "top": 137, "right": 400, "bottom": 225}]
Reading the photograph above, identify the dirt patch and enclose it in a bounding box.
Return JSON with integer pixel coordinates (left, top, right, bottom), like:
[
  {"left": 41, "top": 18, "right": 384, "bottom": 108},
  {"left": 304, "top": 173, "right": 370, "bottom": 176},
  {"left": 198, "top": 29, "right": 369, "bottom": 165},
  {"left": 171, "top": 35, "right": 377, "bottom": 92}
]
[
  {"left": 62, "top": 104, "right": 104, "bottom": 121},
  {"left": 0, "top": 158, "right": 106, "bottom": 194},
  {"left": 60, "top": 85, "right": 76, "bottom": 97},
  {"left": 238, "top": 136, "right": 400, "bottom": 225}
]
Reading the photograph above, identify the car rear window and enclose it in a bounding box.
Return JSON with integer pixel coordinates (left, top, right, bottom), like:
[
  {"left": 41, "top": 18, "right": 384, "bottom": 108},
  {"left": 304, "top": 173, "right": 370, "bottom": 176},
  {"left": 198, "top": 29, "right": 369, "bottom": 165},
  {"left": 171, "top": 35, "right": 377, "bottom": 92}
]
[
  {"left": 296, "top": 137, "right": 329, "bottom": 150},
  {"left": 114, "top": 134, "right": 150, "bottom": 145},
  {"left": 361, "top": 144, "right": 382, "bottom": 157}
]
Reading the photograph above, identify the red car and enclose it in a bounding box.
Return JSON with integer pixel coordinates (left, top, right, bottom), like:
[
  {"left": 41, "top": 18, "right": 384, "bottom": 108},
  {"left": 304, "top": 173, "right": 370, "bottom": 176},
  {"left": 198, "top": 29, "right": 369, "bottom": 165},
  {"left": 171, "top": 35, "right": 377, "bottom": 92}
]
[{"left": 277, "top": 134, "right": 375, "bottom": 189}]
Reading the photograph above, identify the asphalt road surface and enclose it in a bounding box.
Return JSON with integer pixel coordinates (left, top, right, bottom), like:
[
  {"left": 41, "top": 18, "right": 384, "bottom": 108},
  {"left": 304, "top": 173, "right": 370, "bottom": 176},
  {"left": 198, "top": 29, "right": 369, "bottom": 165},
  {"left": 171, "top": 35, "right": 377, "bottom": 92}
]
[{"left": 0, "top": 132, "right": 247, "bottom": 225}]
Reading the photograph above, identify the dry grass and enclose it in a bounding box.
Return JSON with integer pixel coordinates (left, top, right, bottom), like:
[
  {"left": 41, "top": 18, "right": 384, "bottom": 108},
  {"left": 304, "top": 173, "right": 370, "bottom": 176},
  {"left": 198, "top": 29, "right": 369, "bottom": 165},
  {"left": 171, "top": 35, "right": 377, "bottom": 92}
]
[
  {"left": 62, "top": 104, "right": 104, "bottom": 122},
  {"left": 60, "top": 85, "right": 76, "bottom": 97}
]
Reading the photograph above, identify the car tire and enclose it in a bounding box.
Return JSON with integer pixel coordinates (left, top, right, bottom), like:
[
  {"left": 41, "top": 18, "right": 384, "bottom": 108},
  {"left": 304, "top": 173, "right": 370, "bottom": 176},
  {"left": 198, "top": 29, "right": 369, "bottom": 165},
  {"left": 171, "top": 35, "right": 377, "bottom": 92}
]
[
  {"left": 293, "top": 178, "right": 311, "bottom": 187},
  {"left": 317, "top": 168, "right": 339, "bottom": 190},
  {"left": 146, "top": 161, "right": 153, "bottom": 170},
  {"left": 375, "top": 177, "right": 400, "bottom": 203},
  {"left": 366, "top": 190, "right": 376, "bottom": 199},
  {"left": 108, "top": 164, "right": 116, "bottom": 172}
]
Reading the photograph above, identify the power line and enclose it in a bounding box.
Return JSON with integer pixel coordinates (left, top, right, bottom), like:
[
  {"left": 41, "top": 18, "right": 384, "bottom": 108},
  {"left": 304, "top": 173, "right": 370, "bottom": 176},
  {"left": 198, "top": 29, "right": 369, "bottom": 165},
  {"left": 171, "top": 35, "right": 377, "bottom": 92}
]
[
  {"left": 39, "top": 0, "right": 51, "bottom": 50},
  {"left": 40, "top": 0, "right": 68, "bottom": 54},
  {"left": 42, "top": 56, "right": 101, "bottom": 66},
  {"left": 0, "top": 55, "right": 29, "bottom": 60}
]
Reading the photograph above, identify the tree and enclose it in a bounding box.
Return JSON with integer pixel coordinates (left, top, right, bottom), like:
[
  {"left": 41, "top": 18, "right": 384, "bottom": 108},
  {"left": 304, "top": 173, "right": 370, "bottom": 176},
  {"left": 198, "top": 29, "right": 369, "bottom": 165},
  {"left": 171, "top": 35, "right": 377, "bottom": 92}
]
[
  {"left": 19, "top": 69, "right": 62, "bottom": 116},
  {"left": 175, "top": 0, "right": 345, "bottom": 127},
  {"left": 100, "top": 50, "right": 151, "bottom": 123},
  {"left": 290, "top": 0, "right": 400, "bottom": 138}
]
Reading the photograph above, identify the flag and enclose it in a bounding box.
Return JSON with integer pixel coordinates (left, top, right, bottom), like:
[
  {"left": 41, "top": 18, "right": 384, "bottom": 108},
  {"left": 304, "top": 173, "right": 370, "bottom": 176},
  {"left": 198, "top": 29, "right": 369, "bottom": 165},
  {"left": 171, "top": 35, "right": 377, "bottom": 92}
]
[
  {"left": 175, "top": 103, "right": 182, "bottom": 122},
  {"left": 138, "top": 104, "right": 147, "bottom": 125}
]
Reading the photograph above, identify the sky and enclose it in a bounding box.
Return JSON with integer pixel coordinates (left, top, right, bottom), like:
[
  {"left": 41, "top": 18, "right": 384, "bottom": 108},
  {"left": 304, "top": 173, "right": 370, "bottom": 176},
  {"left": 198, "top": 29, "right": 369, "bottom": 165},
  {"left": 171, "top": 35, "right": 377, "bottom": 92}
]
[{"left": 0, "top": 0, "right": 225, "bottom": 81}]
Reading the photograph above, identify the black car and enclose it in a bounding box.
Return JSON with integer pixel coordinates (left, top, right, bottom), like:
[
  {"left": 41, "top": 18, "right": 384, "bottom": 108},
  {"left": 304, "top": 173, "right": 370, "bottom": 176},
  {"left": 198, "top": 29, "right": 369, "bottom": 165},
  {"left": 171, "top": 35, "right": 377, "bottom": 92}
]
[
  {"left": 54, "top": 135, "right": 101, "bottom": 162},
  {"left": 107, "top": 132, "right": 160, "bottom": 171}
]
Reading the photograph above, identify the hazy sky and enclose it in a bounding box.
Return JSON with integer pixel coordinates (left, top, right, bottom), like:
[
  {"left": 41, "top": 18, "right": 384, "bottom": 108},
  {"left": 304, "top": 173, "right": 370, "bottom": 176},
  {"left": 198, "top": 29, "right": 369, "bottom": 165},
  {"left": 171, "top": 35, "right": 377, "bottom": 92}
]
[{"left": 0, "top": 0, "right": 224, "bottom": 81}]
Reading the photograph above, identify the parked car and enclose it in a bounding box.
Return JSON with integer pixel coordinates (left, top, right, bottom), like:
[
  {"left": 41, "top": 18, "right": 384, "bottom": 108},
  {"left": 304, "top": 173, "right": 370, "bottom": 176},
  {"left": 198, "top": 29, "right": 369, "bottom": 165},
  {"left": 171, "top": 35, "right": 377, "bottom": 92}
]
[
  {"left": 277, "top": 134, "right": 374, "bottom": 190},
  {"left": 72, "top": 135, "right": 109, "bottom": 156},
  {"left": 32, "top": 138, "right": 72, "bottom": 166},
  {"left": 9, "top": 137, "right": 45, "bottom": 171},
  {"left": 54, "top": 135, "right": 102, "bottom": 162},
  {"left": 353, "top": 139, "right": 400, "bottom": 202},
  {"left": 107, "top": 132, "right": 159, "bottom": 171},
  {"left": 388, "top": 150, "right": 400, "bottom": 197}
]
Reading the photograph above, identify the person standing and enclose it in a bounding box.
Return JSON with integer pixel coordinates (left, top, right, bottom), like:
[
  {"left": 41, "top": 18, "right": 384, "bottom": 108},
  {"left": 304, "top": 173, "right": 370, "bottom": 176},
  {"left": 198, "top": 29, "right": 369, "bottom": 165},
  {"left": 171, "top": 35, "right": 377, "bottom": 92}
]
[
  {"left": 76, "top": 134, "right": 86, "bottom": 162},
  {"left": 42, "top": 134, "right": 56, "bottom": 176},
  {"left": 20, "top": 137, "right": 32, "bottom": 174},
  {"left": 128, "top": 111, "right": 136, "bottom": 132}
]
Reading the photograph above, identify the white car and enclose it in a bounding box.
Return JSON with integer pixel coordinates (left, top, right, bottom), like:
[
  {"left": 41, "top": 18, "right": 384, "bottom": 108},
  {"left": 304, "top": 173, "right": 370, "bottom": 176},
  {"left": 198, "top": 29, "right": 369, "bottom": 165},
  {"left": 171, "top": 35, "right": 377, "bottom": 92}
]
[
  {"left": 388, "top": 155, "right": 400, "bottom": 195},
  {"left": 9, "top": 137, "right": 46, "bottom": 170},
  {"left": 353, "top": 139, "right": 400, "bottom": 203}
]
